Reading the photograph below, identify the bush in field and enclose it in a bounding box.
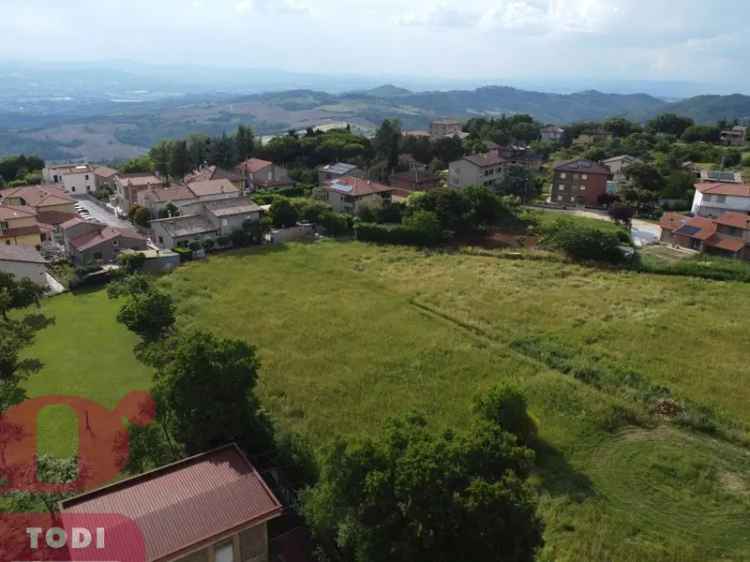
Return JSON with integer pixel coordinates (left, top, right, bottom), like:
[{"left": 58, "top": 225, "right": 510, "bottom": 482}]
[
  {"left": 541, "top": 218, "right": 627, "bottom": 264},
  {"left": 474, "top": 383, "right": 537, "bottom": 445},
  {"left": 319, "top": 211, "right": 351, "bottom": 236}
]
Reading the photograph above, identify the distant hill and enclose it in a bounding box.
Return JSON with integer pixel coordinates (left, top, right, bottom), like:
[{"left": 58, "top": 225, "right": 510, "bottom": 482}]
[
  {"left": 4, "top": 83, "right": 750, "bottom": 161},
  {"left": 663, "top": 94, "right": 750, "bottom": 124}
]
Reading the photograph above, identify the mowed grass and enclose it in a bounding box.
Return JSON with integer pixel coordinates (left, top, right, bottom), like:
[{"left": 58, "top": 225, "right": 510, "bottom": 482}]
[
  {"left": 21, "top": 290, "right": 152, "bottom": 457},
  {"left": 20, "top": 241, "right": 750, "bottom": 560}
]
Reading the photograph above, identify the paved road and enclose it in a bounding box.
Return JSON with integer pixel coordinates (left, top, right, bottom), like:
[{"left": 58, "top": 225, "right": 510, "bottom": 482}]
[
  {"left": 73, "top": 195, "right": 133, "bottom": 229},
  {"left": 528, "top": 206, "right": 661, "bottom": 248}
]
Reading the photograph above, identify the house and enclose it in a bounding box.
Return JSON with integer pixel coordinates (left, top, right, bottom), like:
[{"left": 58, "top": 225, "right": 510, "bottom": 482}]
[
  {"left": 691, "top": 182, "right": 750, "bottom": 218},
  {"left": 236, "top": 158, "right": 292, "bottom": 191},
  {"left": 317, "top": 176, "right": 395, "bottom": 215},
  {"left": 150, "top": 197, "right": 261, "bottom": 249},
  {"left": 573, "top": 130, "right": 612, "bottom": 146},
  {"left": 42, "top": 163, "right": 96, "bottom": 194},
  {"left": 184, "top": 165, "right": 244, "bottom": 190},
  {"left": 699, "top": 169, "right": 743, "bottom": 184},
  {"left": 0, "top": 244, "right": 48, "bottom": 287},
  {"left": 430, "top": 119, "right": 463, "bottom": 139},
  {"left": 389, "top": 169, "right": 440, "bottom": 191},
  {"left": 659, "top": 211, "right": 750, "bottom": 260},
  {"left": 318, "top": 162, "right": 363, "bottom": 184},
  {"left": 62, "top": 218, "right": 146, "bottom": 265},
  {"left": 720, "top": 126, "right": 747, "bottom": 146},
  {"left": 541, "top": 125, "right": 565, "bottom": 142},
  {"left": 94, "top": 165, "right": 120, "bottom": 189},
  {"left": 602, "top": 155, "right": 641, "bottom": 182},
  {"left": 60, "top": 444, "right": 283, "bottom": 562},
  {"left": 0, "top": 205, "right": 42, "bottom": 247},
  {"left": 186, "top": 179, "right": 241, "bottom": 202},
  {"left": 138, "top": 185, "right": 197, "bottom": 216},
  {"left": 494, "top": 145, "right": 544, "bottom": 171},
  {"left": 398, "top": 154, "right": 428, "bottom": 171},
  {"left": 115, "top": 173, "right": 163, "bottom": 213},
  {"left": 0, "top": 184, "right": 77, "bottom": 214},
  {"left": 120, "top": 248, "right": 182, "bottom": 273},
  {"left": 448, "top": 152, "right": 508, "bottom": 189},
  {"left": 550, "top": 159, "right": 611, "bottom": 206}
]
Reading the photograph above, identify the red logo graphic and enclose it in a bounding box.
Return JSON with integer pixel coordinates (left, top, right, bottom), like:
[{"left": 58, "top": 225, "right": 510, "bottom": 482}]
[{"left": 0, "top": 391, "right": 155, "bottom": 494}]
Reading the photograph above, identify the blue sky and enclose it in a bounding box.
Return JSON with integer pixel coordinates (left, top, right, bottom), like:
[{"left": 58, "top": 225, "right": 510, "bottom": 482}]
[{"left": 1, "top": 0, "right": 748, "bottom": 90}]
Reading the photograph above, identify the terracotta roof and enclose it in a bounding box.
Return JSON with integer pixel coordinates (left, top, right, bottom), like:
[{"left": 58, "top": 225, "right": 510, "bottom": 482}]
[
  {"left": 714, "top": 211, "right": 750, "bottom": 230},
  {"left": 0, "top": 225, "right": 41, "bottom": 238},
  {"left": 118, "top": 174, "right": 162, "bottom": 187},
  {"left": 696, "top": 182, "right": 750, "bottom": 197},
  {"left": 94, "top": 165, "right": 119, "bottom": 179},
  {"left": 139, "top": 185, "right": 196, "bottom": 204},
  {"left": 554, "top": 159, "right": 611, "bottom": 175},
  {"left": 323, "top": 176, "right": 394, "bottom": 197},
  {"left": 36, "top": 210, "right": 78, "bottom": 226},
  {"left": 187, "top": 179, "right": 240, "bottom": 198},
  {"left": 706, "top": 236, "right": 746, "bottom": 253},
  {"left": 659, "top": 212, "right": 688, "bottom": 232},
  {"left": 0, "top": 244, "right": 46, "bottom": 264},
  {"left": 463, "top": 152, "right": 507, "bottom": 168},
  {"left": 60, "top": 217, "right": 88, "bottom": 230},
  {"left": 0, "top": 205, "right": 36, "bottom": 220},
  {"left": 674, "top": 216, "right": 717, "bottom": 241},
  {"left": 0, "top": 184, "right": 74, "bottom": 208},
  {"left": 185, "top": 165, "right": 243, "bottom": 185},
  {"left": 237, "top": 158, "right": 273, "bottom": 174},
  {"left": 61, "top": 444, "right": 283, "bottom": 562},
  {"left": 70, "top": 226, "right": 145, "bottom": 252}
]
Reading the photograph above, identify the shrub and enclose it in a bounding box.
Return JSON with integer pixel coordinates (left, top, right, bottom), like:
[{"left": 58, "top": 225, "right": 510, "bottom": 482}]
[
  {"left": 474, "top": 384, "right": 536, "bottom": 445},
  {"left": 173, "top": 246, "right": 193, "bottom": 262},
  {"left": 188, "top": 241, "right": 202, "bottom": 252},
  {"left": 230, "top": 229, "right": 252, "bottom": 247},
  {"left": 217, "top": 236, "right": 230, "bottom": 247},
  {"left": 541, "top": 218, "right": 627, "bottom": 264},
  {"left": 202, "top": 239, "right": 215, "bottom": 251},
  {"left": 319, "top": 211, "right": 351, "bottom": 236},
  {"left": 118, "top": 252, "right": 146, "bottom": 274},
  {"left": 270, "top": 197, "right": 299, "bottom": 228},
  {"left": 355, "top": 220, "right": 442, "bottom": 247}
]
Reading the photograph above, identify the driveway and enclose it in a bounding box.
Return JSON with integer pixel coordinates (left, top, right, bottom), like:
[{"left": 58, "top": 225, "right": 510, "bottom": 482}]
[
  {"left": 527, "top": 206, "right": 661, "bottom": 248},
  {"left": 73, "top": 195, "right": 133, "bottom": 229}
]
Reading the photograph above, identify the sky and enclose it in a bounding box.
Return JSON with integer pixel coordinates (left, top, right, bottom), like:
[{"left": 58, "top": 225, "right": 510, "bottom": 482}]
[{"left": 0, "top": 0, "right": 749, "bottom": 91}]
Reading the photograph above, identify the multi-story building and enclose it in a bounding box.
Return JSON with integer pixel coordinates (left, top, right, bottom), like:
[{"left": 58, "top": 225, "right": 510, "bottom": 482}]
[
  {"left": 318, "top": 162, "right": 363, "bottom": 184},
  {"left": 185, "top": 179, "right": 240, "bottom": 202},
  {"left": 430, "top": 119, "right": 463, "bottom": 139},
  {"left": 550, "top": 159, "right": 611, "bottom": 206},
  {"left": 720, "top": 126, "right": 747, "bottom": 146},
  {"left": 115, "top": 173, "right": 164, "bottom": 213},
  {"left": 42, "top": 163, "right": 97, "bottom": 194},
  {"left": 137, "top": 185, "right": 198, "bottom": 217},
  {"left": 150, "top": 196, "right": 261, "bottom": 249},
  {"left": 540, "top": 126, "right": 565, "bottom": 142},
  {"left": 0, "top": 184, "right": 76, "bottom": 214},
  {"left": 448, "top": 152, "right": 508, "bottom": 189},
  {"left": 691, "top": 182, "right": 750, "bottom": 218},
  {"left": 0, "top": 205, "right": 42, "bottom": 247},
  {"left": 236, "top": 159, "right": 293, "bottom": 191},
  {"left": 317, "top": 176, "right": 394, "bottom": 215},
  {"left": 61, "top": 218, "right": 147, "bottom": 265}
]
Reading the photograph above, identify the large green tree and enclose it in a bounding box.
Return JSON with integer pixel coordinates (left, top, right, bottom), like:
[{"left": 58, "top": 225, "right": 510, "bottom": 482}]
[
  {"left": 303, "top": 403, "right": 543, "bottom": 562},
  {"left": 236, "top": 125, "right": 256, "bottom": 162},
  {"left": 373, "top": 119, "right": 402, "bottom": 171}
]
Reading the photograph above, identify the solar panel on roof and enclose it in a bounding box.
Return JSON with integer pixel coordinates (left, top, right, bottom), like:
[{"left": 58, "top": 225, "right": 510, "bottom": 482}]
[{"left": 676, "top": 225, "right": 701, "bottom": 236}]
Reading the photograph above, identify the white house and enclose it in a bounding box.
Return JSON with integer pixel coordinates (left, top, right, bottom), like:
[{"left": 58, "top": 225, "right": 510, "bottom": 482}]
[
  {"left": 43, "top": 163, "right": 96, "bottom": 194},
  {"left": 691, "top": 182, "right": 750, "bottom": 218},
  {"left": 0, "top": 244, "right": 48, "bottom": 287}
]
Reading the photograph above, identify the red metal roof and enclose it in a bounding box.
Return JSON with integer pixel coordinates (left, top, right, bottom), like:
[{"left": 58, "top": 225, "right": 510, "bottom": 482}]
[
  {"left": 61, "top": 444, "right": 283, "bottom": 562},
  {"left": 696, "top": 182, "right": 750, "bottom": 197},
  {"left": 714, "top": 211, "right": 750, "bottom": 230},
  {"left": 659, "top": 212, "right": 688, "bottom": 232},
  {"left": 238, "top": 158, "right": 273, "bottom": 174},
  {"left": 706, "top": 236, "right": 746, "bottom": 253}
]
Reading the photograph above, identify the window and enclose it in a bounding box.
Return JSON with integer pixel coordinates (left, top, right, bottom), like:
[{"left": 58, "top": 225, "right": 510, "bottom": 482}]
[
  {"left": 560, "top": 173, "right": 566, "bottom": 179},
  {"left": 85, "top": 174, "right": 89, "bottom": 180},
  {"left": 72, "top": 186, "right": 76, "bottom": 192},
  {"left": 579, "top": 185, "right": 586, "bottom": 191},
  {"left": 582, "top": 174, "right": 588, "bottom": 180},
  {"left": 717, "top": 195, "right": 727, "bottom": 203},
  {"left": 113, "top": 239, "right": 119, "bottom": 247},
  {"left": 557, "top": 195, "right": 563, "bottom": 201},
  {"left": 175, "top": 549, "right": 209, "bottom": 562},
  {"left": 214, "top": 540, "right": 235, "bottom": 562},
  {"left": 158, "top": 236, "right": 164, "bottom": 244}
]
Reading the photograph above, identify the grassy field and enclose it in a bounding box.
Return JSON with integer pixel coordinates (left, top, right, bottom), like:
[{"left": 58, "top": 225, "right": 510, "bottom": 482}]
[{"left": 21, "top": 241, "right": 750, "bottom": 561}]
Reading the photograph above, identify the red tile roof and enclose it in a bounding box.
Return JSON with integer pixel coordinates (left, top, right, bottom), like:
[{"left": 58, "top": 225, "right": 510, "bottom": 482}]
[
  {"left": 324, "top": 176, "right": 394, "bottom": 197},
  {"left": 0, "top": 205, "right": 36, "bottom": 220},
  {"left": 61, "top": 444, "right": 283, "bottom": 562},
  {"left": 714, "top": 211, "right": 750, "bottom": 230},
  {"left": 237, "top": 158, "right": 273, "bottom": 174},
  {"left": 36, "top": 210, "right": 78, "bottom": 226},
  {"left": 695, "top": 182, "right": 750, "bottom": 197},
  {"left": 140, "top": 185, "right": 196, "bottom": 204},
  {"left": 554, "top": 159, "right": 611, "bottom": 175},
  {"left": 659, "top": 212, "right": 688, "bottom": 232},
  {"left": 0, "top": 225, "right": 41, "bottom": 238},
  {"left": 706, "top": 236, "right": 746, "bottom": 253},
  {"left": 70, "top": 226, "right": 145, "bottom": 252},
  {"left": 674, "top": 216, "right": 717, "bottom": 241},
  {"left": 1, "top": 184, "right": 74, "bottom": 208}
]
